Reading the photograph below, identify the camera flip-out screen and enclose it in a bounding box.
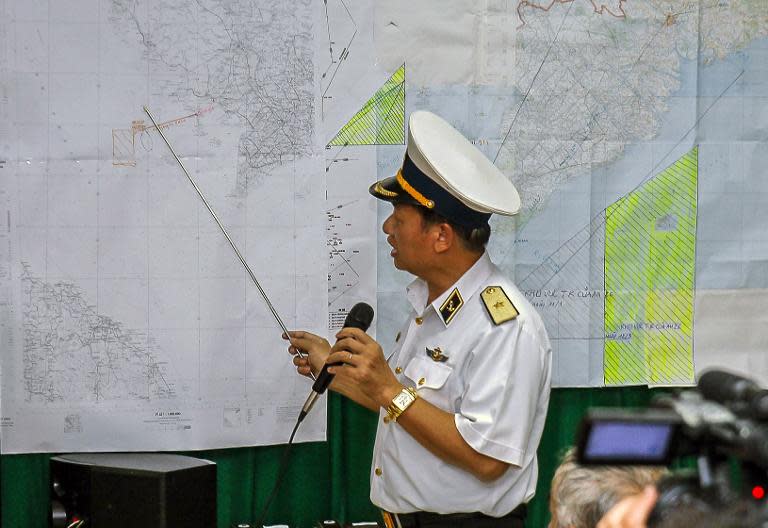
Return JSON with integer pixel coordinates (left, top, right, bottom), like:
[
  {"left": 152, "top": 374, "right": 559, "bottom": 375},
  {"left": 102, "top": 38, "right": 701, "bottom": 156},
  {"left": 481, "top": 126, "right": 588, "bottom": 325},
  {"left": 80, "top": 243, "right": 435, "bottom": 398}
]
[{"left": 576, "top": 409, "right": 680, "bottom": 466}]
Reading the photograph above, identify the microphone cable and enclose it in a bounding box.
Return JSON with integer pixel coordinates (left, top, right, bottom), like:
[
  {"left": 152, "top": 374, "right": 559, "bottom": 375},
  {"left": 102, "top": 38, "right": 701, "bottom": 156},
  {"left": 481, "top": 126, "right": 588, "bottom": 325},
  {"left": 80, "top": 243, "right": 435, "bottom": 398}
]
[
  {"left": 253, "top": 417, "right": 301, "bottom": 528},
  {"left": 252, "top": 302, "right": 374, "bottom": 527}
]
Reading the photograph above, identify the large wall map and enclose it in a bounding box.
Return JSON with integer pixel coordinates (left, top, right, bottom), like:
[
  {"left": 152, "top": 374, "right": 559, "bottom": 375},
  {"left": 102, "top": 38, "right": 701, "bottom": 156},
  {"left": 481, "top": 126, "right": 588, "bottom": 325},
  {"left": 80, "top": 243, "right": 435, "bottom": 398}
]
[
  {"left": 0, "top": 0, "right": 328, "bottom": 453},
  {"left": 2, "top": 0, "right": 767, "bottom": 453}
]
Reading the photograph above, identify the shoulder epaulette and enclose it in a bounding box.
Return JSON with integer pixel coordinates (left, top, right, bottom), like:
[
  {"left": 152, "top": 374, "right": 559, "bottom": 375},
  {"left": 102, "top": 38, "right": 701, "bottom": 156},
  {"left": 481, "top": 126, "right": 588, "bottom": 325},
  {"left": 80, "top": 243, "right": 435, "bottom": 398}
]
[{"left": 480, "top": 286, "right": 519, "bottom": 325}]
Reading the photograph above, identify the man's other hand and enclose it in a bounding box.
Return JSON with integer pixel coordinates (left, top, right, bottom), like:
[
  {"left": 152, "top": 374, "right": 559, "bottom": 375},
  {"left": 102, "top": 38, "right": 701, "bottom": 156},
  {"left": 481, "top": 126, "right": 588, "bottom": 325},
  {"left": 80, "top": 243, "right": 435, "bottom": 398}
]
[{"left": 285, "top": 331, "right": 331, "bottom": 378}]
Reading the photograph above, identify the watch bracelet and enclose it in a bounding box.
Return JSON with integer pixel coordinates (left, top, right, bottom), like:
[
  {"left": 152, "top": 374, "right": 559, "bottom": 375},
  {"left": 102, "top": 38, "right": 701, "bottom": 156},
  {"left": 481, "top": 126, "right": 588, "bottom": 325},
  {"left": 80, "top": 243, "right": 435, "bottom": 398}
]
[{"left": 385, "top": 386, "right": 419, "bottom": 423}]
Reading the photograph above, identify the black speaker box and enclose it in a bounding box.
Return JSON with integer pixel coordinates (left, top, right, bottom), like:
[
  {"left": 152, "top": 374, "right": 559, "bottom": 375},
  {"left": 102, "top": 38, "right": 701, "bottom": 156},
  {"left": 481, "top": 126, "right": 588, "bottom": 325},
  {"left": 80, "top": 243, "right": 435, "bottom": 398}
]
[{"left": 50, "top": 453, "right": 216, "bottom": 528}]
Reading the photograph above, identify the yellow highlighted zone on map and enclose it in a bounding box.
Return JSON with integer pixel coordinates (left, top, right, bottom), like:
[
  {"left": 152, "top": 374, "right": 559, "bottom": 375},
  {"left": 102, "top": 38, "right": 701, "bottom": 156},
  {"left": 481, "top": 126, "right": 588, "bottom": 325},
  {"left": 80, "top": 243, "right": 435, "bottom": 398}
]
[
  {"left": 328, "top": 64, "right": 405, "bottom": 146},
  {"left": 604, "top": 147, "right": 698, "bottom": 385}
]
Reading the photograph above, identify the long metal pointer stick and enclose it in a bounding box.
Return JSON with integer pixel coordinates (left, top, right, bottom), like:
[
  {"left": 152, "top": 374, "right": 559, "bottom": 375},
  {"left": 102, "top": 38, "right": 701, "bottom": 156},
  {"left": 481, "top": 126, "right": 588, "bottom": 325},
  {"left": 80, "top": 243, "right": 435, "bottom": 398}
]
[{"left": 143, "top": 106, "right": 314, "bottom": 376}]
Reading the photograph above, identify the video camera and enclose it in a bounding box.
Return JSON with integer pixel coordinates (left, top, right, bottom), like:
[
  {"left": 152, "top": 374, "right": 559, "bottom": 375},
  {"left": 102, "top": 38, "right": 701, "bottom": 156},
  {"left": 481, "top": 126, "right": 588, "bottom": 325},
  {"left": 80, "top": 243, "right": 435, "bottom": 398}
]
[{"left": 575, "top": 369, "right": 768, "bottom": 526}]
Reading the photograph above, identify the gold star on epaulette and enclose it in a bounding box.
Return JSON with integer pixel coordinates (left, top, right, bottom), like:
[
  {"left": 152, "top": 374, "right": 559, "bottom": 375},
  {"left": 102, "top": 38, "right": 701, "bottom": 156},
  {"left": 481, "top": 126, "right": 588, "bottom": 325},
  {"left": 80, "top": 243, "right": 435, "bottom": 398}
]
[
  {"left": 480, "top": 286, "right": 518, "bottom": 325},
  {"left": 439, "top": 288, "right": 464, "bottom": 325}
]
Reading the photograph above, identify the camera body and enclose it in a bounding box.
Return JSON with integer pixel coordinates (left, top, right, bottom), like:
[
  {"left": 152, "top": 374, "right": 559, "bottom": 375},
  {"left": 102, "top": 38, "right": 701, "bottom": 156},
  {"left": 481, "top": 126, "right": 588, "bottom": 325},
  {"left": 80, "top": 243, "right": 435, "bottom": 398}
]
[{"left": 576, "top": 371, "right": 768, "bottom": 526}]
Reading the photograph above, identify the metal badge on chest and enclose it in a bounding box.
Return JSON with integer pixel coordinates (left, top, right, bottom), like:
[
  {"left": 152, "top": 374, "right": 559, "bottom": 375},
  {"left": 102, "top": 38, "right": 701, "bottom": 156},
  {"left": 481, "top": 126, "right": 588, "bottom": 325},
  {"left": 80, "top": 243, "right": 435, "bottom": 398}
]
[{"left": 425, "top": 346, "right": 448, "bottom": 362}]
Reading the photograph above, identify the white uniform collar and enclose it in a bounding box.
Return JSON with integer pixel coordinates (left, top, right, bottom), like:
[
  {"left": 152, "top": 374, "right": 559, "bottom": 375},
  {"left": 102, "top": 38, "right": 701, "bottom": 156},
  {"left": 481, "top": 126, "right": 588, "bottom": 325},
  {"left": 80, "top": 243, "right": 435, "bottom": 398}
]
[{"left": 405, "top": 252, "right": 495, "bottom": 327}]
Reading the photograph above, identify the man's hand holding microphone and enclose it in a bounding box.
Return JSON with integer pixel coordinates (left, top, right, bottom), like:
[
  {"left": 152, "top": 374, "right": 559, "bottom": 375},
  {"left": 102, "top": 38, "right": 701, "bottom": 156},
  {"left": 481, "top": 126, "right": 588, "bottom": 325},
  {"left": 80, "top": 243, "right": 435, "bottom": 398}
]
[{"left": 285, "top": 302, "right": 402, "bottom": 415}]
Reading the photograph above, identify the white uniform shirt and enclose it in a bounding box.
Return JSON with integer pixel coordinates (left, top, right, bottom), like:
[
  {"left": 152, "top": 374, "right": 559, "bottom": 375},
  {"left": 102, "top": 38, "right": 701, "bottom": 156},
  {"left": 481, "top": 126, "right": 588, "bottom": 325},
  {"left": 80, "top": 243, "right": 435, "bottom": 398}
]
[{"left": 370, "top": 252, "right": 552, "bottom": 516}]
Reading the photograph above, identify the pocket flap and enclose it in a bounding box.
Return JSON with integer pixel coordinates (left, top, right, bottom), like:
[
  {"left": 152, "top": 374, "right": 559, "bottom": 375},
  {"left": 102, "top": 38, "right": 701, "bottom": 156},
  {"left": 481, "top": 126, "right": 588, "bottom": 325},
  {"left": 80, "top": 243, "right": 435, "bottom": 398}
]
[{"left": 404, "top": 355, "right": 452, "bottom": 390}]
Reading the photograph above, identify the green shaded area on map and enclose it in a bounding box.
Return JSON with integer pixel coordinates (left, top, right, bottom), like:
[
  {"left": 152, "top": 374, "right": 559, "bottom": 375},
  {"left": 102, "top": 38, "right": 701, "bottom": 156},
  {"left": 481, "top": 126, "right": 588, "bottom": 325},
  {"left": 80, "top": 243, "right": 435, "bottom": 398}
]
[
  {"left": 328, "top": 64, "right": 405, "bottom": 146},
  {"left": 604, "top": 147, "right": 698, "bottom": 385}
]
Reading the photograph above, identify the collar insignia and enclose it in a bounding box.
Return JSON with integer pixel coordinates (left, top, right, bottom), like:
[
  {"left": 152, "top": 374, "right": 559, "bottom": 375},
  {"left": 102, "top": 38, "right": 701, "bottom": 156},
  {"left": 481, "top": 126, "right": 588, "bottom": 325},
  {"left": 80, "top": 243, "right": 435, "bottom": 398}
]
[
  {"left": 426, "top": 346, "right": 448, "bottom": 362},
  {"left": 480, "top": 286, "right": 519, "bottom": 325},
  {"left": 438, "top": 287, "right": 464, "bottom": 325}
]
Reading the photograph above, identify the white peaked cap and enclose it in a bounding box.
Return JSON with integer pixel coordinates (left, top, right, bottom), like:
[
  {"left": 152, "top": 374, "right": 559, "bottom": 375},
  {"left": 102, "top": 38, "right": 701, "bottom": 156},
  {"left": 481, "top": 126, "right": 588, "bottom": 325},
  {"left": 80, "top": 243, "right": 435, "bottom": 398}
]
[
  {"left": 408, "top": 111, "right": 520, "bottom": 215},
  {"left": 370, "top": 111, "right": 520, "bottom": 225}
]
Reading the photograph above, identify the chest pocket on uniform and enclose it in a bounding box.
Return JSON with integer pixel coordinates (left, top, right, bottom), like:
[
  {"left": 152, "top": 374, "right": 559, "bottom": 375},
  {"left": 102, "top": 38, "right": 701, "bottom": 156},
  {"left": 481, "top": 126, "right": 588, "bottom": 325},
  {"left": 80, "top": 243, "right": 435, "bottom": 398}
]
[{"left": 404, "top": 355, "right": 453, "bottom": 390}]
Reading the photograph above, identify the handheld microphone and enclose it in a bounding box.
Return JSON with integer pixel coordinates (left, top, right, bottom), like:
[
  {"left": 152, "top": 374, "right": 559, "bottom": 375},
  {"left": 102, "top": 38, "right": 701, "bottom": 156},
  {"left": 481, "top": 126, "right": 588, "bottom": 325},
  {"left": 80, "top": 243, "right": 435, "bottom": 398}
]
[
  {"left": 298, "top": 302, "right": 374, "bottom": 422},
  {"left": 698, "top": 369, "right": 768, "bottom": 421}
]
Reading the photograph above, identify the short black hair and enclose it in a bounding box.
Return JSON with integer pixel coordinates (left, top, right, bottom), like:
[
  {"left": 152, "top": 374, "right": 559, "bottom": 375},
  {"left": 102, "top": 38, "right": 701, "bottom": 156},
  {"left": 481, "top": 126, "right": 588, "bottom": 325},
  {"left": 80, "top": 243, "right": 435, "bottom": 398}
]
[{"left": 416, "top": 206, "right": 491, "bottom": 253}]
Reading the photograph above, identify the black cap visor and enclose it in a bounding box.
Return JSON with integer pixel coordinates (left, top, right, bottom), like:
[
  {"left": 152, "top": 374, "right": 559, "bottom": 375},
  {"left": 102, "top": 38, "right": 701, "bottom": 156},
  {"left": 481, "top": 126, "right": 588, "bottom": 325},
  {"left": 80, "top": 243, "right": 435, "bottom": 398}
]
[{"left": 369, "top": 176, "right": 418, "bottom": 206}]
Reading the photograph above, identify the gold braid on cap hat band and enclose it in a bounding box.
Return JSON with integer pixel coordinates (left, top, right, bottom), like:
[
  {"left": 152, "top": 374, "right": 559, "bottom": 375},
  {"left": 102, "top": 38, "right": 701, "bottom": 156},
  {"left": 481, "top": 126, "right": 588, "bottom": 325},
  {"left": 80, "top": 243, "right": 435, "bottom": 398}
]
[{"left": 396, "top": 170, "right": 435, "bottom": 209}]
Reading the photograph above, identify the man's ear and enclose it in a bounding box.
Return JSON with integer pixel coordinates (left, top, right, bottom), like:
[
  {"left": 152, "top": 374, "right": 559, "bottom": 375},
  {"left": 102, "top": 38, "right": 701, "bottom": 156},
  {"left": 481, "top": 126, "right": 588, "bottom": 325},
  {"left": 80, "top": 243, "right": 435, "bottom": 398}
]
[{"left": 433, "top": 222, "right": 454, "bottom": 254}]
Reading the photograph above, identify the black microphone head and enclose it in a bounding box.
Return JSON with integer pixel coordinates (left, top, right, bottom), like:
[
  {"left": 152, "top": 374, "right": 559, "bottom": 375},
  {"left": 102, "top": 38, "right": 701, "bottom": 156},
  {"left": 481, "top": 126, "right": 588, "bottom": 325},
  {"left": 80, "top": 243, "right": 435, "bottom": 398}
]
[
  {"left": 698, "top": 369, "right": 761, "bottom": 404},
  {"left": 343, "top": 302, "right": 374, "bottom": 332},
  {"left": 309, "top": 302, "right": 374, "bottom": 397}
]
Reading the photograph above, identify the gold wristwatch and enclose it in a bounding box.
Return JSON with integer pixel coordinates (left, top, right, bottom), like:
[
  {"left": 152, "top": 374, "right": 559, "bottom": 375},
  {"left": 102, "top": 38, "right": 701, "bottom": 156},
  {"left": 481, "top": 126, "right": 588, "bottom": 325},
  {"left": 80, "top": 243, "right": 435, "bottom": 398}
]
[{"left": 384, "top": 386, "right": 419, "bottom": 423}]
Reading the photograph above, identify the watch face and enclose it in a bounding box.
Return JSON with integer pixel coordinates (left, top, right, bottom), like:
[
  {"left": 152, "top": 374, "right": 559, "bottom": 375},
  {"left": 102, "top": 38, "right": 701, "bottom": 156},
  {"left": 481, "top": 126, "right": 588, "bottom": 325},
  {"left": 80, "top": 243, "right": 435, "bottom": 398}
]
[{"left": 394, "top": 391, "right": 413, "bottom": 408}]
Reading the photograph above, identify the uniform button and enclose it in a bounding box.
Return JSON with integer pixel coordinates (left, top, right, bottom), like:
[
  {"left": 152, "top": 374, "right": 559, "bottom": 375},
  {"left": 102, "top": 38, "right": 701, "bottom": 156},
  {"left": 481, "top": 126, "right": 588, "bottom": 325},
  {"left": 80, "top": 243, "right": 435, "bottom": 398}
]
[
  {"left": 375, "top": 467, "right": 383, "bottom": 476},
  {"left": 415, "top": 317, "right": 423, "bottom": 325},
  {"left": 418, "top": 377, "right": 426, "bottom": 386},
  {"left": 395, "top": 331, "right": 401, "bottom": 342},
  {"left": 395, "top": 367, "right": 403, "bottom": 374}
]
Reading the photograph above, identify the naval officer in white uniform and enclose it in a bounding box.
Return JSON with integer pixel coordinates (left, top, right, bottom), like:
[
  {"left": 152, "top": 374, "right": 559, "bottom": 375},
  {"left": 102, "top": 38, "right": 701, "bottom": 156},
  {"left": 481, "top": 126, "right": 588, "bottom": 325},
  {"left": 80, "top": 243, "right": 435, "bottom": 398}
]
[{"left": 288, "top": 110, "right": 552, "bottom": 528}]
